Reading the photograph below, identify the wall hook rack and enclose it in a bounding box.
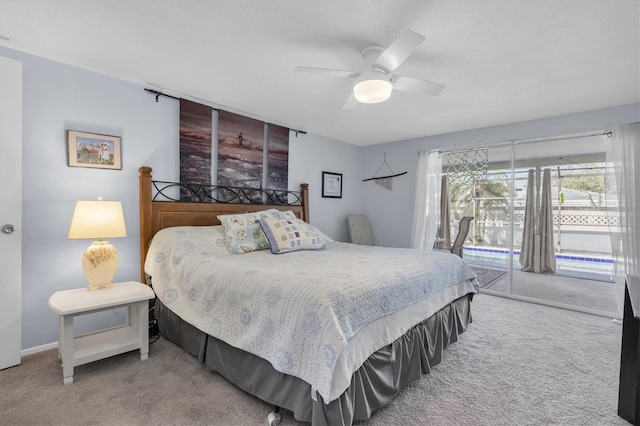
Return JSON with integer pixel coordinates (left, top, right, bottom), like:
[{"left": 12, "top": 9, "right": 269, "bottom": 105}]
[{"left": 362, "top": 153, "right": 407, "bottom": 182}]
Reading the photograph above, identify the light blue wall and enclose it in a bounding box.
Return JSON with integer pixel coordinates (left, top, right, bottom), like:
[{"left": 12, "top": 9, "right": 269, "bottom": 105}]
[
  {"left": 4, "top": 42, "right": 638, "bottom": 351},
  {"left": 358, "top": 103, "right": 640, "bottom": 248},
  {"left": 289, "top": 132, "right": 362, "bottom": 241},
  {"left": 0, "top": 47, "right": 361, "bottom": 350}
]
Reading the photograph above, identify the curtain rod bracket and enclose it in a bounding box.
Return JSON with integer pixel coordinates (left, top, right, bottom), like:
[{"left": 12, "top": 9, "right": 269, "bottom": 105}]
[{"left": 144, "top": 88, "right": 180, "bottom": 102}]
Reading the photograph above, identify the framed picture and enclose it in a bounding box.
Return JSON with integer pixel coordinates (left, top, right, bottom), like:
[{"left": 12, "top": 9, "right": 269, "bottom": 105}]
[
  {"left": 322, "top": 171, "right": 342, "bottom": 198},
  {"left": 67, "top": 130, "right": 122, "bottom": 170}
]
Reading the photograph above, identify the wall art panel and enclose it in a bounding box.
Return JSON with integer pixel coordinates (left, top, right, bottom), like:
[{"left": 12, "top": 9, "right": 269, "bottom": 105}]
[
  {"left": 217, "top": 110, "right": 264, "bottom": 188},
  {"left": 180, "top": 99, "right": 212, "bottom": 195},
  {"left": 267, "top": 123, "right": 289, "bottom": 191}
]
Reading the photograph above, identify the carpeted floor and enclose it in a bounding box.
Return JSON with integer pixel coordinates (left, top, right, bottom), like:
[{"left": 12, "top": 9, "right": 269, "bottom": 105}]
[
  {"left": 470, "top": 265, "right": 507, "bottom": 288},
  {"left": 0, "top": 294, "right": 627, "bottom": 425}
]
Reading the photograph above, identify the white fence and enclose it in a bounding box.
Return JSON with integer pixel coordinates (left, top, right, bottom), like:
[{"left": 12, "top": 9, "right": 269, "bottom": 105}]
[{"left": 450, "top": 205, "right": 614, "bottom": 255}]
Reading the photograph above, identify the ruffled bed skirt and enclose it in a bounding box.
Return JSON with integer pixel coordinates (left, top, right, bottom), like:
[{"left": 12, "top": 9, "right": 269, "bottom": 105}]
[{"left": 155, "top": 293, "right": 473, "bottom": 425}]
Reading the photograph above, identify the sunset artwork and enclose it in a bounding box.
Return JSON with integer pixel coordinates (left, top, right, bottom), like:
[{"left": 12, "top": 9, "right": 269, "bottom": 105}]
[
  {"left": 179, "top": 99, "right": 213, "bottom": 190},
  {"left": 177, "top": 100, "right": 290, "bottom": 202},
  {"left": 217, "top": 110, "right": 265, "bottom": 189},
  {"left": 267, "top": 124, "right": 289, "bottom": 192}
]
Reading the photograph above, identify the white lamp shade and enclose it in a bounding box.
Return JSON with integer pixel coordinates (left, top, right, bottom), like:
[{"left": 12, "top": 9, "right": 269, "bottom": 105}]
[
  {"left": 68, "top": 199, "right": 127, "bottom": 239},
  {"left": 353, "top": 79, "right": 393, "bottom": 104}
]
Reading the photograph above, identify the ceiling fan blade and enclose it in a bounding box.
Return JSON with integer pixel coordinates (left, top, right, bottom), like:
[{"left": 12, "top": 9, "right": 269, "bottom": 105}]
[
  {"left": 294, "top": 66, "right": 360, "bottom": 79},
  {"left": 392, "top": 74, "right": 445, "bottom": 96},
  {"left": 373, "top": 29, "right": 425, "bottom": 73},
  {"left": 342, "top": 93, "right": 358, "bottom": 110}
]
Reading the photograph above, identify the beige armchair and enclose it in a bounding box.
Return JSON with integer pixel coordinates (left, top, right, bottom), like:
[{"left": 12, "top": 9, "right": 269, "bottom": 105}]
[{"left": 346, "top": 215, "right": 373, "bottom": 245}]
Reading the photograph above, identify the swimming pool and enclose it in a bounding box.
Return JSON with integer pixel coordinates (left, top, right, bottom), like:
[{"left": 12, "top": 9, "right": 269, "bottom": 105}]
[{"left": 463, "top": 246, "right": 614, "bottom": 280}]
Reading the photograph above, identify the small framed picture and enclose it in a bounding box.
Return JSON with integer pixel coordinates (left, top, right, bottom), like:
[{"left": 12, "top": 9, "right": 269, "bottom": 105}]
[
  {"left": 322, "top": 171, "right": 342, "bottom": 198},
  {"left": 67, "top": 130, "right": 122, "bottom": 170}
]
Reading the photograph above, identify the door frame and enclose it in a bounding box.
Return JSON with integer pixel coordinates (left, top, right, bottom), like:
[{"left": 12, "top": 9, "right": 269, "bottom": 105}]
[{"left": 0, "top": 55, "right": 23, "bottom": 369}]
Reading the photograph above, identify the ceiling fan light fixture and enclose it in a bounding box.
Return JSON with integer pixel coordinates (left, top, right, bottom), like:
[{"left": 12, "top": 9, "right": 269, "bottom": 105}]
[{"left": 353, "top": 79, "right": 393, "bottom": 104}]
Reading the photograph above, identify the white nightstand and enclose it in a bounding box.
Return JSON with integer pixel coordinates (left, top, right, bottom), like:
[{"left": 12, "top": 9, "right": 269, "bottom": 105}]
[{"left": 48, "top": 281, "right": 155, "bottom": 384}]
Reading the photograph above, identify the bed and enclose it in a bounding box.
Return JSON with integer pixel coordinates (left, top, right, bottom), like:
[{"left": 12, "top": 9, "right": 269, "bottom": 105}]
[{"left": 138, "top": 166, "right": 478, "bottom": 425}]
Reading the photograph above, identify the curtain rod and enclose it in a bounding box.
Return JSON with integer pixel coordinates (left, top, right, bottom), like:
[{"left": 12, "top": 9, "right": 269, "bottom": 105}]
[
  {"left": 513, "top": 130, "right": 612, "bottom": 146},
  {"left": 436, "top": 130, "right": 613, "bottom": 155},
  {"left": 144, "top": 88, "right": 181, "bottom": 102},
  {"left": 143, "top": 88, "right": 307, "bottom": 137},
  {"left": 144, "top": 88, "right": 220, "bottom": 111}
]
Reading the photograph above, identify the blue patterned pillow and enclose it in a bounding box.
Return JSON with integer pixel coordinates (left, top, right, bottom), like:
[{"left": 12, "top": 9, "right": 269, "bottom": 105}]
[
  {"left": 217, "top": 209, "right": 296, "bottom": 254},
  {"left": 256, "top": 217, "right": 325, "bottom": 254}
]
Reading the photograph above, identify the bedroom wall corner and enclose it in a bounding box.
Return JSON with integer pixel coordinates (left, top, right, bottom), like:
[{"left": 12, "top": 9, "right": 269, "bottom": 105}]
[
  {"left": 0, "top": 45, "right": 363, "bottom": 351},
  {"left": 358, "top": 103, "right": 640, "bottom": 249},
  {"left": 0, "top": 46, "right": 180, "bottom": 350},
  {"left": 289, "top": 132, "right": 362, "bottom": 243}
]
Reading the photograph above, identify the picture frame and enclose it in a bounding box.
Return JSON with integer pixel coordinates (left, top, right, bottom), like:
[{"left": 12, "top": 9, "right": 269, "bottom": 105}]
[
  {"left": 322, "top": 171, "right": 343, "bottom": 198},
  {"left": 67, "top": 130, "right": 122, "bottom": 170}
]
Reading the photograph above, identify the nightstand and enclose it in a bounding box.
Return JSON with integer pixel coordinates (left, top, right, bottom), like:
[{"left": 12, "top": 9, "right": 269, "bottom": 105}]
[{"left": 48, "top": 281, "right": 155, "bottom": 384}]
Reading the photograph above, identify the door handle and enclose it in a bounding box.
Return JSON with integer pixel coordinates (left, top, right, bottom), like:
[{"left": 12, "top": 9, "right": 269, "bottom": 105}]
[{"left": 2, "top": 224, "right": 15, "bottom": 234}]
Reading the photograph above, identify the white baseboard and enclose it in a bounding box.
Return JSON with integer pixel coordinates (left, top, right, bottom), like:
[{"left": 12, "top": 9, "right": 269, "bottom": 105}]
[{"left": 22, "top": 341, "right": 58, "bottom": 356}]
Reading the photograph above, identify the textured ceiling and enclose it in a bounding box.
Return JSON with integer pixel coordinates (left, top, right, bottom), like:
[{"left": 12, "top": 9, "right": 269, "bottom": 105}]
[{"left": 0, "top": 0, "right": 638, "bottom": 146}]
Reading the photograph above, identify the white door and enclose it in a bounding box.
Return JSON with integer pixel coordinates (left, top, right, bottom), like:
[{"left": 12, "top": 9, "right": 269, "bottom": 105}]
[{"left": 0, "top": 56, "right": 23, "bottom": 369}]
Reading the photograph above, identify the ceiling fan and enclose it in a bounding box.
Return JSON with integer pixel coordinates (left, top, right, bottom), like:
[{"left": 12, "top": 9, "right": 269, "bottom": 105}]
[{"left": 294, "top": 29, "right": 445, "bottom": 109}]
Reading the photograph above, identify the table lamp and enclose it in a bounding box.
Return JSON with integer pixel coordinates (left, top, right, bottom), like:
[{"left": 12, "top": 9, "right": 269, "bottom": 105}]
[{"left": 68, "top": 197, "right": 127, "bottom": 290}]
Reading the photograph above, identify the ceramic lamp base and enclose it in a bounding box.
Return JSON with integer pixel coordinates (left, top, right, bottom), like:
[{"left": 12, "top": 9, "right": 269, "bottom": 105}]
[
  {"left": 87, "top": 282, "right": 116, "bottom": 291},
  {"left": 82, "top": 240, "right": 119, "bottom": 290}
]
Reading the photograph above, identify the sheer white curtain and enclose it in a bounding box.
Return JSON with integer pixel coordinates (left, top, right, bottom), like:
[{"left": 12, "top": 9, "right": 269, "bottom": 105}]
[
  {"left": 410, "top": 150, "right": 442, "bottom": 249},
  {"left": 605, "top": 123, "right": 640, "bottom": 317}
]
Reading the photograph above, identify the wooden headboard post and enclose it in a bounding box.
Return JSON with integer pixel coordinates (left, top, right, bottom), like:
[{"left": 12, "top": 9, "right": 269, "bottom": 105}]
[
  {"left": 300, "top": 183, "right": 309, "bottom": 223},
  {"left": 139, "top": 166, "right": 153, "bottom": 282},
  {"left": 138, "top": 166, "right": 310, "bottom": 283}
]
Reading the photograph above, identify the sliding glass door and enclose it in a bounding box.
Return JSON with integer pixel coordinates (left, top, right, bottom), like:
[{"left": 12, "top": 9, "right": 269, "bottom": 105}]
[
  {"left": 444, "top": 146, "right": 513, "bottom": 296},
  {"left": 443, "top": 135, "right": 617, "bottom": 316}
]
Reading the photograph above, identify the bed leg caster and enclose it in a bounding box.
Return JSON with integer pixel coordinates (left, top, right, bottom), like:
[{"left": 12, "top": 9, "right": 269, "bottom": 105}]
[{"left": 267, "top": 411, "right": 281, "bottom": 426}]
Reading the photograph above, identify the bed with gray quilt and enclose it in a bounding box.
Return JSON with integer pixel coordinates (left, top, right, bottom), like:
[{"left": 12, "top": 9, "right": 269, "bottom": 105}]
[{"left": 145, "top": 222, "right": 478, "bottom": 425}]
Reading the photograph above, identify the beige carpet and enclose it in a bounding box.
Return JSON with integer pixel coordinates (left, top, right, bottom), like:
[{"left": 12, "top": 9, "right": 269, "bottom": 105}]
[{"left": 0, "top": 295, "right": 627, "bottom": 425}]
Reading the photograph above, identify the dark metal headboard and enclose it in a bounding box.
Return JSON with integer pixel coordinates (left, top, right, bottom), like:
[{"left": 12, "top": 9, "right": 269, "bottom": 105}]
[{"left": 138, "top": 166, "right": 309, "bottom": 282}]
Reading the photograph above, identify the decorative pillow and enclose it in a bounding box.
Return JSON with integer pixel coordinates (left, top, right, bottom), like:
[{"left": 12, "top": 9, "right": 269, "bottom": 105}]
[
  {"left": 305, "top": 223, "right": 334, "bottom": 244},
  {"left": 209, "top": 225, "right": 231, "bottom": 253},
  {"left": 256, "top": 216, "right": 325, "bottom": 254},
  {"left": 273, "top": 209, "right": 297, "bottom": 220},
  {"left": 217, "top": 209, "right": 296, "bottom": 254}
]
